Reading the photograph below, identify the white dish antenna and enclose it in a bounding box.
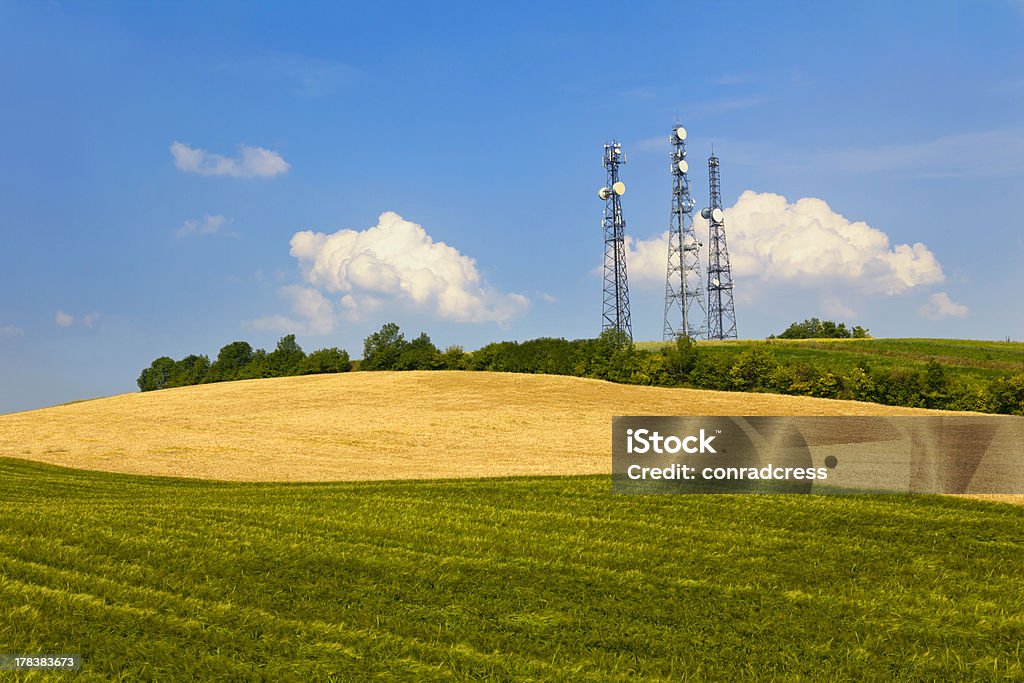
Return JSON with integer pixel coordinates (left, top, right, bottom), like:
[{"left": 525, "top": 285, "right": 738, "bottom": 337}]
[
  {"left": 700, "top": 207, "right": 711, "bottom": 220},
  {"left": 677, "top": 160, "right": 688, "bottom": 174},
  {"left": 712, "top": 208, "right": 724, "bottom": 223},
  {"left": 598, "top": 187, "right": 611, "bottom": 200},
  {"left": 712, "top": 277, "right": 720, "bottom": 287},
  {"left": 675, "top": 127, "right": 687, "bottom": 141},
  {"left": 612, "top": 181, "right": 626, "bottom": 196}
]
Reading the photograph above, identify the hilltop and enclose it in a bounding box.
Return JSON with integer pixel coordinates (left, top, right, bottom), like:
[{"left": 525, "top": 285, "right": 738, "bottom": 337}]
[
  {"left": 637, "top": 337, "right": 1024, "bottom": 383},
  {"left": 0, "top": 371, "right": 950, "bottom": 482}
]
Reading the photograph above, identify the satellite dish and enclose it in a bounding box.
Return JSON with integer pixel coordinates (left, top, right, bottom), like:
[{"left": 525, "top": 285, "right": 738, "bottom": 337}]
[
  {"left": 712, "top": 277, "right": 720, "bottom": 287},
  {"left": 612, "top": 181, "right": 626, "bottom": 195},
  {"left": 675, "top": 127, "right": 687, "bottom": 141},
  {"left": 700, "top": 207, "right": 712, "bottom": 220},
  {"left": 712, "top": 208, "right": 725, "bottom": 223},
  {"left": 598, "top": 187, "right": 611, "bottom": 200},
  {"left": 677, "top": 160, "right": 689, "bottom": 174}
]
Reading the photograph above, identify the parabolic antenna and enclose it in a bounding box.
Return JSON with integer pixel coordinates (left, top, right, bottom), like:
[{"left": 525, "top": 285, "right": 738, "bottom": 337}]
[
  {"left": 712, "top": 277, "right": 720, "bottom": 287},
  {"left": 612, "top": 181, "right": 626, "bottom": 195},
  {"left": 712, "top": 208, "right": 725, "bottom": 223},
  {"left": 598, "top": 187, "right": 611, "bottom": 200},
  {"left": 675, "top": 126, "right": 687, "bottom": 141},
  {"left": 700, "top": 207, "right": 712, "bottom": 220},
  {"left": 677, "top": 160, "right": 689, "bottom": 174}
]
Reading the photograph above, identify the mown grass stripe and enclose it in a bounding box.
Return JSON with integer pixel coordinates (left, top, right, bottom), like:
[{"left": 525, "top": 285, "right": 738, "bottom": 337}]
[{"left": 2, "top": 459, "right": 1024, "bottom": 679}]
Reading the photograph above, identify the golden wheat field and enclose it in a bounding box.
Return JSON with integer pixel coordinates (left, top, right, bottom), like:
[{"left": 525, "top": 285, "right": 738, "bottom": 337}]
[{"left": 0, "top": 371, "right": 964, "bottom": 482}]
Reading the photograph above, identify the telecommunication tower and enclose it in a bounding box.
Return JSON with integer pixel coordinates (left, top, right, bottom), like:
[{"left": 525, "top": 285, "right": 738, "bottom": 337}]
[
  {"left": 599, "top": 141, "right": 632, "bottom": 340},
  {"left": 663, "top": 125, "right": 706, "bottom": 340},
  {"left": 702, "top": 153, "right": 738, "bottom": 340}
]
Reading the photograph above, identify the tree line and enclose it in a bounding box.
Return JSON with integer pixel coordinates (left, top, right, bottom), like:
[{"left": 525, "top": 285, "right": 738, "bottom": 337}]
[
  {"left": 357, "top": 322, "right": 1024, "bottom": 416},
  {"left": 137, "top": 335, "right": 350, "bottom": 391},
  {"left": 772, "top": 318, "right": 870, "bottom": 339},
  {"left": 136, "top": 323, "right": 1024, "bottom": 416}
]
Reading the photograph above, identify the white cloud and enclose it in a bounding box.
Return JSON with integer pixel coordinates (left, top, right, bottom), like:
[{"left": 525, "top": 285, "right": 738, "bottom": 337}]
[
  {"left": 287, "top": 211, "right": 529, "bottom": 323},
  {"left": 250, "top": 286, "right": 338, "bottom": 335},
  {"left": 55, "top": 310, "right": 74, "bottom": 327},
  {"left": 620, "top": 233, "right": 670, "bottom": 287},
  {"left": 82, "top": 312, "right": 101, "bottom": 328},
  {"left": 920, "top": 292, "right": 969, "bottom": 320},
  {"left": 624, "top": 191, "right": 945, "bottom": 297},
  {"left": 1, "top": 324, "right": 24, "bottom": 338},
  {"left": 170, "top": 142, "right": 290, "bottom": 178},
  {"left": 176, "top": 214, "right": 233, "bottom": 238}
]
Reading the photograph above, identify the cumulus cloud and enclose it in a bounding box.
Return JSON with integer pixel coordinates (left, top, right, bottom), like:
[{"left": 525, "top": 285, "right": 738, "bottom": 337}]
[
  {"left": 920, "top": 292, "right": 969, "bottom": 320},
  {"left": 55, "top": 310, "right": 74, "bottom": 327},
  {"left": 250, "top": 212, "right": 528, "bottom": 333},
  {"left": 288, "top": 211, "right": 529, "bottom": 323},
  {"left": 625, "top": 191, "right": 945, "bottom": 297},
  {"left": 1, "top": 324, "right": 24, "bottom": 338},
  {"left": 170, "top": 142, "right": 289, "bottom": 178},
  {"left": 176, "top": 214, "right": 233, "bottom": 238}
]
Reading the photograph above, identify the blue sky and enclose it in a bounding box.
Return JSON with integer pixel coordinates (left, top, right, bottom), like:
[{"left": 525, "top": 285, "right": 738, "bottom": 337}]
[{"left": 1, "top": 1, "right": 1022, "bottom": 413}]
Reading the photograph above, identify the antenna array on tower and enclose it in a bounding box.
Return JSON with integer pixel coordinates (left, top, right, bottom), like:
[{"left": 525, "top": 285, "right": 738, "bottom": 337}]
[
  {"left": 703, "top": 154, "right": 738, "bottom": 340},
  {"left": 599, "top": 141, "right": 632, "bottom": 341},
  {"left": 662, "top": 125, "right": 706, "bottom": 340}
]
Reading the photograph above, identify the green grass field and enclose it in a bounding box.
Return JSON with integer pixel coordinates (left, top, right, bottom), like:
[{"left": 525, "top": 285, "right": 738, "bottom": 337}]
[
  {"left": 636, "top": 337, "right": 1024, "bottom": 384},
  {"left": 3, "top": 458, "right": 1023, "bottom": 680}
]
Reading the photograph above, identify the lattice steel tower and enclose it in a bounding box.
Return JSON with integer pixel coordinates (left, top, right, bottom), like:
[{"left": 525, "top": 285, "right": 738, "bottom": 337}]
[
  {"left": 598, "top": 141, "right": 632, "bottom": 340},
  {"left": 663, "top": 125, "right": 706, "bottom": 340},
  {"left": 702, "top": 153, "right": 738, "bottom": 340}
]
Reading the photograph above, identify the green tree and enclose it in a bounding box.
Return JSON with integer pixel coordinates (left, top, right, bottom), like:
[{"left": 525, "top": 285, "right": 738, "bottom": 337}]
[
  {"left": 630, "top": 351, "right": 665, "bottom": 386},
  {"left": 660, "top": 334, "right": 699, "bottom": 385},
  {"left": 728, "top": 346, "right": 781, "bottom": 391},
  {"left": 776, "top": 318, "right": 859, "bottom": 339},
  {"left": 589, "top": 328, "right": 638, "bottom": 383},
  {"left": 268, "top": 334, "right": 306, "bottom": 376},
  {"left": 207, "top": 341, "right": 255, "bottom": 382},
  {"left": 168, "top": 354, "right": 210, "bottom": 387},
  {"left": 362, "top": 322, "right": 408, "bottom": 370},
  {"left": 298, "top": 348, "right": 352, "bottom": 375},
  {"left": 396, "top": 332, "right": 442, "bottom": 370},
  {"left": 812, "top": 371, "right": 842, "bottom": 399},
  {"left": 137, "top": 356, "right": 176, "bottom": 391},
  {"left": 240, "top": 349, "right": 271, "bottom": 379},
  {"left": 986, "top": 373, "right": 1024, "bottom": 415},
  {"left": 841, "top": 366, "right": 876, "bottom": 402},
  {"left": 440, "top": 345, "right": 467, "bottom": 370},
  {"left": 922, "top": 360, "right": 949, "bottom": 409}
]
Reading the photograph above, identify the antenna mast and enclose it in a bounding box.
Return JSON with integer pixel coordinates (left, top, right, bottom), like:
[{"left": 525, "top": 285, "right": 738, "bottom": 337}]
[
  {"left": 663, "top": 125, "right": 706, "bottom": 340},
  {"left": 703, "top": 153, "right": 738, "bottom": 339},
  {"left": 599, "top": 141, "right": 632, "bottom": 340}
]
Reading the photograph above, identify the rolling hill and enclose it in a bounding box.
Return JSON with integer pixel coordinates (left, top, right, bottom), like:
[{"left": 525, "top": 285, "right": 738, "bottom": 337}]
[
  {"left": 2, "top": 372, "right": 1021, "bottom": 678},
  {"left": 0, "top": 371, "right": 951, "bottom": 482}
]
